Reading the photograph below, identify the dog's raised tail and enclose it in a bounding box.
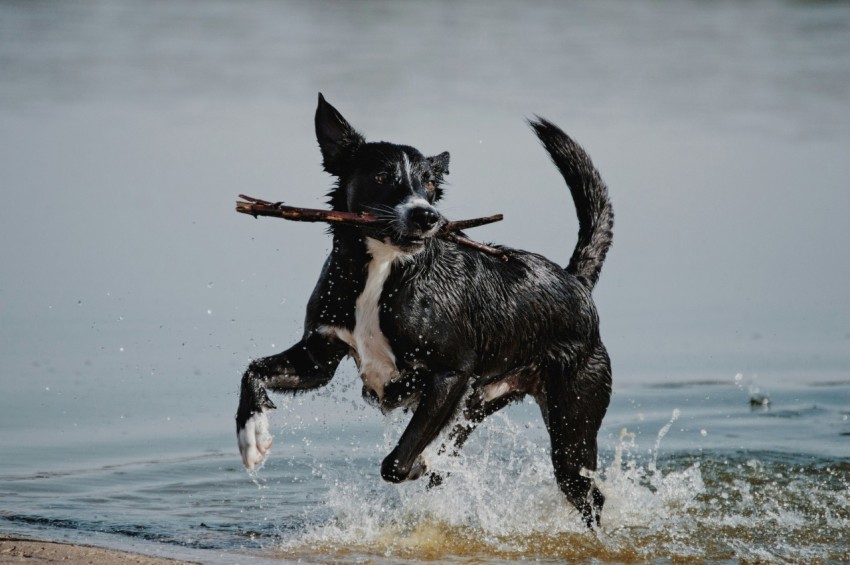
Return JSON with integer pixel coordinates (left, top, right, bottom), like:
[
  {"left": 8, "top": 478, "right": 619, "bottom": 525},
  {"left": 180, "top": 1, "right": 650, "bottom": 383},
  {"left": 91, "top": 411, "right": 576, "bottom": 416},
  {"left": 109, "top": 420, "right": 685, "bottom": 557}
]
[{"left": 529, "top": 118, "right": 613, "bottom": 290}]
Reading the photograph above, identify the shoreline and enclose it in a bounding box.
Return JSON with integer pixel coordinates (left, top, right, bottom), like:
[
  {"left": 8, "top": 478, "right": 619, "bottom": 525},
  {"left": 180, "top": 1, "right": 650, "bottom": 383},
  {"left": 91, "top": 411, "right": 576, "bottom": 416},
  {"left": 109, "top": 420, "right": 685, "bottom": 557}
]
[{"left": 0, "top": 535, "right": 198, "bottom": 564}]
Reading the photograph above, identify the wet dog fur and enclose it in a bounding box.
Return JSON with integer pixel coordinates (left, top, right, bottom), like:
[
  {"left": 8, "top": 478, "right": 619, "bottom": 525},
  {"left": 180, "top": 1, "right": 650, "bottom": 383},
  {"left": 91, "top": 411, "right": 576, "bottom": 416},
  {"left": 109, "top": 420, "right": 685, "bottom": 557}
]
[{"left": 236, "top": 94, "right": 613, "bottom": 527}]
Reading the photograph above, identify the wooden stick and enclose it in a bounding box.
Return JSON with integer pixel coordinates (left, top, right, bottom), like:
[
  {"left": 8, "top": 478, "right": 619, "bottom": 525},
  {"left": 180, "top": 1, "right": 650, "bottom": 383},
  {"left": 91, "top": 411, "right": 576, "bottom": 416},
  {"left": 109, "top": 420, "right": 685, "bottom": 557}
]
[
  {"left": 236, "top": 195, "right": 379, "bottom": 226},
  {"left": 235, "top": 194, "right": 509, "bottom": 261},
  {"left": 440, "top": 214, "right": 504, "bottom": 234},
  {"left": 442, "top": 233, "right": 510, "bottom": 260}
]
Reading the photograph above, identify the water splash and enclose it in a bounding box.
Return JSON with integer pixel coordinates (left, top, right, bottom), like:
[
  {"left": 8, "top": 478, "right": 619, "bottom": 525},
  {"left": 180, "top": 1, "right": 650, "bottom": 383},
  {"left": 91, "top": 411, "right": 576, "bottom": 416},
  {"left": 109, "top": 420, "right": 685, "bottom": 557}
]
[
  {"left": 266, "top": 398, "right": 850, "bottom": 563},
  {"left": 277, "top": 410, "right": 719, "bottom": 562}
]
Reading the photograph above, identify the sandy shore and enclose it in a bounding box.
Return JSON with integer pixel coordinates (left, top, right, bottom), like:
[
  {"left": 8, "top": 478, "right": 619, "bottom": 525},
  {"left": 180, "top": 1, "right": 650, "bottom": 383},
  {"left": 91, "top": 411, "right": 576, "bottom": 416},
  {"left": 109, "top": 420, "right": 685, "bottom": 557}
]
[{"left": 0, "top": 535, "right": 197, "bottom": 564}]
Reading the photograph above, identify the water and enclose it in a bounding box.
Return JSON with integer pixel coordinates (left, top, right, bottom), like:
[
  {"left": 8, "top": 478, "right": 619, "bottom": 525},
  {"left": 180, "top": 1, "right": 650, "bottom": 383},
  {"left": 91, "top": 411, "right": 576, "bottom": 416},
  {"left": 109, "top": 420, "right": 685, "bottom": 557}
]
[
  {"left": 1, "top": 0, "right": 849, "bottom": 563},
  {"left": 2, "top": 375, "right": 848, "bottom": 562}
]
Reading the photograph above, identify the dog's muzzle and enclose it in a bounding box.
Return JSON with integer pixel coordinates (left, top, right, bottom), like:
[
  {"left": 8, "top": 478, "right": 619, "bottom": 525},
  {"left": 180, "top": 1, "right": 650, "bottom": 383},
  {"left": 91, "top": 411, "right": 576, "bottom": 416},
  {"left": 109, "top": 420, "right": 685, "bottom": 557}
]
[{"left": 392, "top": 201, "right": 442, "bottom": 249}]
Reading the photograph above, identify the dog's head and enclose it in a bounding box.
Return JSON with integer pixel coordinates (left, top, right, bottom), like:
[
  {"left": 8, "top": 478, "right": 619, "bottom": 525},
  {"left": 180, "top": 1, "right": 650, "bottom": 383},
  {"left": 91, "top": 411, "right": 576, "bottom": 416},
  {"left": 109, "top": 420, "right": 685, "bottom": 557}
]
[{"left": 315, "top": 94, "right": 450, "bottom": 252}]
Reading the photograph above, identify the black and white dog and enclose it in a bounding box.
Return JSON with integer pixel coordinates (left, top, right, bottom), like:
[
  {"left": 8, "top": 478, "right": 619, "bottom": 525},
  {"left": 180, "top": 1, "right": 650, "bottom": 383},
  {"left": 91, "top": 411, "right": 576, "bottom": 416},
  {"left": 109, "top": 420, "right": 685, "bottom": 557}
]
[{"left": 236, "top": 94, "right": 613, "bottom": 526}]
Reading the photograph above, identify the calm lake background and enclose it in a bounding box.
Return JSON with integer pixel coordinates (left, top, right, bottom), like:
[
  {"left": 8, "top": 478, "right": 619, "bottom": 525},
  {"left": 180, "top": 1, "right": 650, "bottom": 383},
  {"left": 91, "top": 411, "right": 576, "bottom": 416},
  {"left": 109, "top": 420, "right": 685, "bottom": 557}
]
[{"left": 1, "top": 1, "right": 848, "bottom": 563}]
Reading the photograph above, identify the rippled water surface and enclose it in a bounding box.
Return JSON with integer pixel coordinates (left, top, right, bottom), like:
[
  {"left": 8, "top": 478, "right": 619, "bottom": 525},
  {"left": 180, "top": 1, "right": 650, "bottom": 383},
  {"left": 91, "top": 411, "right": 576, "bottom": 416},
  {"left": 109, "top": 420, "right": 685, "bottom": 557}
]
[
  {"left": 3, "top": 377, "right": 848, "bottom": 563},
  {"left": 2, "top": 0, "right": 849, "bottom": 563}
]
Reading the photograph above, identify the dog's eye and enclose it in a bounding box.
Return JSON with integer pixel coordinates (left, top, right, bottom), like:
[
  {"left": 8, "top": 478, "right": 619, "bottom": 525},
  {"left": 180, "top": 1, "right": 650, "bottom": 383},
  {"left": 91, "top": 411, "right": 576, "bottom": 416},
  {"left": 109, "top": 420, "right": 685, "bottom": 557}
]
[
  {"left": 375, "top": 172, "right": 388, "bottom": 185},
  {"left": 422, "top": 173, "right": 435, "bottom": 192}
]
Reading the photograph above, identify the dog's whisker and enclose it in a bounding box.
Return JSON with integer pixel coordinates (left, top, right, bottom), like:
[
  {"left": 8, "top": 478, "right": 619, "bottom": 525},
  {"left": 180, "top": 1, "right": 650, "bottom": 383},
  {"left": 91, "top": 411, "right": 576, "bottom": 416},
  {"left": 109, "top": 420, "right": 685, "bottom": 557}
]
[{"left": 363, "top": 205, "right": 399, "bottom": 223}]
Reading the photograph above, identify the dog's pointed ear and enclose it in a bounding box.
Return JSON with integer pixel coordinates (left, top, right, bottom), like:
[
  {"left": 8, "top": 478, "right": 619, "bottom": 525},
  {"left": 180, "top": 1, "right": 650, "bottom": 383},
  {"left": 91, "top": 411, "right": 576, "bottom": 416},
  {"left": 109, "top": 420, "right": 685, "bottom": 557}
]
[
  {"left": 315, "top": 93, "right": 365, "bottom": 176},
  {"left": 428, "top": 151, "right": 450, "bottom": 177}
]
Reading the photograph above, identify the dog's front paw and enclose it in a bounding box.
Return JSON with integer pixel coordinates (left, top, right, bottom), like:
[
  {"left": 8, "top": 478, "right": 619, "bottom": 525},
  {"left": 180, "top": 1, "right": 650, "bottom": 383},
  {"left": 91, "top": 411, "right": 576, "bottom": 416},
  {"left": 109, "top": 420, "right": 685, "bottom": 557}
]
[{"left": 237, "top": 410, "right": 273, "bottom": 470}]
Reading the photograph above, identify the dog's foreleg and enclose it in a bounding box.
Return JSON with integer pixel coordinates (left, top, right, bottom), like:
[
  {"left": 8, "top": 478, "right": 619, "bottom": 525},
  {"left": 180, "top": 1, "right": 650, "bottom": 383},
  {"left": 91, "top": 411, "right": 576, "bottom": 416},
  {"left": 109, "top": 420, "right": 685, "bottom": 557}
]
[
  {"left": 236, "top": 332, "right": 348, "bottom": 469},
  {"left": 380, "top": 371, "right": 468, "bottom": 483}
]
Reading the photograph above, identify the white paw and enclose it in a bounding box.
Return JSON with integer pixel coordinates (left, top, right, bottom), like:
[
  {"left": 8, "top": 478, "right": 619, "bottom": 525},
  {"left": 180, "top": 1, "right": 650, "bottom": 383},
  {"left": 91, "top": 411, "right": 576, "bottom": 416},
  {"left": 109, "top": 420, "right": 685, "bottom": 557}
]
[{"left": 237, "top": 410, "right": 273, "bottom": 470}]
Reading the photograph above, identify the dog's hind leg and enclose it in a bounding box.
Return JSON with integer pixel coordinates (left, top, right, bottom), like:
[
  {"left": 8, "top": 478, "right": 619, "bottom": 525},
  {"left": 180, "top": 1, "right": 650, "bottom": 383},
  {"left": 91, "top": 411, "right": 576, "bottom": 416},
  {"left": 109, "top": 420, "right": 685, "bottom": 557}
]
[
  {"left": 381, "top": 371, "right": 468, "bottom": 483},
  {"left": 542, "top": 346, "right": 611, "bottom": 527},
  {"left": 444, "top": 388, "right": 526, "bottom": 453},
  {"left": 421, "top": 389, "right": 523, "bottom": 489},
  {"left": 422, "top": 370, "right": 537, "bottom": 489},
  {"left": 236, "top": 331, "right": 348, "bottom": 469},
  {"left": 443, "top": 367, "right": 540, "bottom": 454}
]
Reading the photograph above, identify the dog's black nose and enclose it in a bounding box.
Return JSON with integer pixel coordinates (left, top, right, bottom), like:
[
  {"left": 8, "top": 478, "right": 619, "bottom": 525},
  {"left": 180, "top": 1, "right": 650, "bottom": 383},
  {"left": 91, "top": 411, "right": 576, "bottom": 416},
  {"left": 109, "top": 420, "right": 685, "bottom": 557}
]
[{"left": 409, "top": 207, "right": 440, "bottom": 232}]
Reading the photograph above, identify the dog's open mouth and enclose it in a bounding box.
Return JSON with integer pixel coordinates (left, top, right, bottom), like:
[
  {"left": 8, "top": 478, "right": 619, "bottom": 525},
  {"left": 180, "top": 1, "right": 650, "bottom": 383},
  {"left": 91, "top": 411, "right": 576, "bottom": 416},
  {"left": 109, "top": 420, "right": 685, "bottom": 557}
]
[
  {"left": 390, "top": 234, "right": 427, "bottom": 251},
  {"left": 388, "top": 225, "right": 443, "bottom": 251},
  {"left": 363, "top": 226, "right": 426, "bottom": 250},
  {"left": 397, "top": 235, "right": 425, "bottom": 246}
]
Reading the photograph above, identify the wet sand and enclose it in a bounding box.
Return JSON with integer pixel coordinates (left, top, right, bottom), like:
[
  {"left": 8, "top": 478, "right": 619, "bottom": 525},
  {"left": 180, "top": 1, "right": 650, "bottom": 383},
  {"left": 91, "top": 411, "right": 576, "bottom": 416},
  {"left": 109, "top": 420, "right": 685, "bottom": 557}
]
[{"left": 0, "top": 535, "right": 196, "bottom": 564}]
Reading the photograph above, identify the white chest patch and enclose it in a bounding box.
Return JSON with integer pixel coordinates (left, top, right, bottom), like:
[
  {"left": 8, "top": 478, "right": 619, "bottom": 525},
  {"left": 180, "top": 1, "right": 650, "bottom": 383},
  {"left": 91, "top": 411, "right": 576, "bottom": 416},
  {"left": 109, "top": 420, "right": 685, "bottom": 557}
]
[{"left": 321, "top": 238, "right": 404, "bottom": 399}]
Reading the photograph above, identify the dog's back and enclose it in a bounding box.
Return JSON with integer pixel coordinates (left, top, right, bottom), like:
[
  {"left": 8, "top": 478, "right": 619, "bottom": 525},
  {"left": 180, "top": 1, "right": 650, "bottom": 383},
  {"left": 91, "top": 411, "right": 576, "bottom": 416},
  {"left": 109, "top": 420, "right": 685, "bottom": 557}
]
[{"left": 381, "top": 240, "right": 598, "bottom": 379}]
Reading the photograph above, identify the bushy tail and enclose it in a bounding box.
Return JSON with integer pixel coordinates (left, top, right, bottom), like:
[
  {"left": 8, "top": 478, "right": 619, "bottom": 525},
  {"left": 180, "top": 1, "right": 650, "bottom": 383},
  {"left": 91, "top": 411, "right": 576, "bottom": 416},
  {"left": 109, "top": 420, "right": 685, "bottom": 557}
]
[{"left": 529, "top": 118, "right": 613, "bottom": 290}]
